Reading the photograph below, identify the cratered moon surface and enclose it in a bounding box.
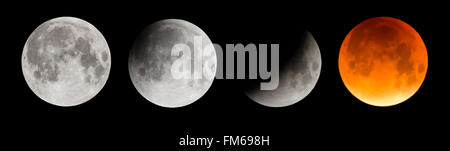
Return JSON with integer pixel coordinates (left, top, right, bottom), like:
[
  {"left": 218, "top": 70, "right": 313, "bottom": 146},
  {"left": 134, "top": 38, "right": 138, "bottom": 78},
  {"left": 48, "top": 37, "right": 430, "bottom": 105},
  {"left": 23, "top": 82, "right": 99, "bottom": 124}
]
[
  {"left": 22, "top": 17, "right": 111, "bottom": 107},
  {"left": 128, "top": 19, "right": 217, "bottom": 108},
  {"left": 245, "top": 31, "right": 321, "bottom": 107},
  {"left": 339, "top": 17, "right": 428, "bottom": 107}
]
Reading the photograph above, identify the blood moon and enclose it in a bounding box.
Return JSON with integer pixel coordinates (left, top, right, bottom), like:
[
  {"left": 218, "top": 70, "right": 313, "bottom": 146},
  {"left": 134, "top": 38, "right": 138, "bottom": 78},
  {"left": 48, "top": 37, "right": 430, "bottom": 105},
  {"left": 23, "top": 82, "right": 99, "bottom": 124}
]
[{"left": 339, "top": 17, "right": 428, "bottom": 107}]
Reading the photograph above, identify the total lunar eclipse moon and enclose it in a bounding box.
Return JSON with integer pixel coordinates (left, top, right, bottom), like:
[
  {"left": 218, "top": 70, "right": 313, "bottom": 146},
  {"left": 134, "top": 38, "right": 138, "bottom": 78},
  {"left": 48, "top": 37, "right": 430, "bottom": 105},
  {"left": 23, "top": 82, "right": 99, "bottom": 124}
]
[{"left": 339, "top": 17, "right": 428, "bottom": 107}]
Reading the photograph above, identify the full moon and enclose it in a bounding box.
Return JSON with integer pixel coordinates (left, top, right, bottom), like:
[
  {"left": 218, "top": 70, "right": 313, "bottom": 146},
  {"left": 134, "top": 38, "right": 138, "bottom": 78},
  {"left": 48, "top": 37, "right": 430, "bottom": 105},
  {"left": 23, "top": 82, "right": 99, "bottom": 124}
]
[
  {"left": 128, "top": 19, "right": 217, "bottom": 108},
  {"left": 22, "top": 17, "right": 111, "bottom": 107},
  {"left": 245, "top": 30, "right": 321, "bottom": 107},
  {"left": 339, "top": 17, "right": 428, "bottom": 107}
]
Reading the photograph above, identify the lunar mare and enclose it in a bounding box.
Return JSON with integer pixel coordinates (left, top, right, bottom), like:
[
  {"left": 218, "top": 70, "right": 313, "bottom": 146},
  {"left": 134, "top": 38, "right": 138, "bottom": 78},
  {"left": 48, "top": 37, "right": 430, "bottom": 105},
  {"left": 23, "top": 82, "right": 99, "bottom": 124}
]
[
  {"left": 339, "top": 17, "right": 428, "bottom": 107},
  {"left": 22, "top": 17, "right": 111, "bottom": 107},
  {"left": 245, "top": 31, "right": 321, "bottom": 107},
  {"left": 128, "top": 19, "right": 217, "bottom": 108}
]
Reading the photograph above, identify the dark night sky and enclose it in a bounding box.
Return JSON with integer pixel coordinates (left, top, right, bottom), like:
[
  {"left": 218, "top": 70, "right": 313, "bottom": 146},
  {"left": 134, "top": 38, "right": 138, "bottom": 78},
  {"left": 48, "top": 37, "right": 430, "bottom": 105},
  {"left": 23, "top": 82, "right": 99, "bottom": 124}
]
[{"left": 0, "top": 1, "right": 448, "bottom": 149}]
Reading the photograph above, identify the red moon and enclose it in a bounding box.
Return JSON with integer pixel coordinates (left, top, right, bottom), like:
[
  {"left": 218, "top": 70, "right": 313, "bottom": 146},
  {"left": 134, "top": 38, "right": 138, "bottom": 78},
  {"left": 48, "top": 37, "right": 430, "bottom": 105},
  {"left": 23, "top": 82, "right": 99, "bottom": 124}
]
[{"left": 339, "top": 17, "right": 428, "bottom": 107}]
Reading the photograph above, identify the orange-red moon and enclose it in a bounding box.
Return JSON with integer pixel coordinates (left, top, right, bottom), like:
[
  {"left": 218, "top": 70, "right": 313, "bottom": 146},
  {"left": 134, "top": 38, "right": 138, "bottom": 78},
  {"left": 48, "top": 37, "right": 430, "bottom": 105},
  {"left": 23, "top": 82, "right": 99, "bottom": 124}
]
[{"left": 339, "top": 17, "right": 428, "bottom": 107}]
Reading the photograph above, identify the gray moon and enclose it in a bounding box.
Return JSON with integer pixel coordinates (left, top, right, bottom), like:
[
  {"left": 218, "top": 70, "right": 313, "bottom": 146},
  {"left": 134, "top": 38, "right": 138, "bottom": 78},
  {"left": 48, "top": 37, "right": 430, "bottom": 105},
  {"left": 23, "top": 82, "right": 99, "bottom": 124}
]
[
  {"left": 22, "top": 17, "right": 111, "bottom": 107},
  {"left": 245, "top": 31, "right": 321, "bottom": 107},
  {"left": 128, "top": 19, "right": 217, "bottom": 108}
]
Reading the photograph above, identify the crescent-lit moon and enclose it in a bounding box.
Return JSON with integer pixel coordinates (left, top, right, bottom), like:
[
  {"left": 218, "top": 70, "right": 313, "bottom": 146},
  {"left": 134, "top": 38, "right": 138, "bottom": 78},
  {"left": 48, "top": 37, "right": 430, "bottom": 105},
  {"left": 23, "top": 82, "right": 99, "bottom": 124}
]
[
  {"left": 22, "top": 17, "right": 111, "bottom": 107},
  {"left": 128, "top": 19, "right": 217, "bottom": 108},
  {"left": 339, "top": 17, "right": 428, "bottom": 107},
  {"left": 245, "top": 30, "right": 321, "bottom": 107}
]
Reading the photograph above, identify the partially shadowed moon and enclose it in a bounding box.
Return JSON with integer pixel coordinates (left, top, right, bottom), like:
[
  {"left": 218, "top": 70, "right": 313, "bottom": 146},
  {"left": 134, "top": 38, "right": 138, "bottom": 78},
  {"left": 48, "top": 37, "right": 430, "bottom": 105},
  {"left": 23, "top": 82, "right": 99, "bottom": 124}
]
[
  {"left": 245, "top": 30, "right": 321, "bottom": 107},
  {"left": 339, "top": 17, "right": 428, "bottom": 107},
  {"left": 128, "top": 19, "right": 216, "bottom": 108},
  {"left": 22, "top": 17, "right": 111, "bottom": 107}
]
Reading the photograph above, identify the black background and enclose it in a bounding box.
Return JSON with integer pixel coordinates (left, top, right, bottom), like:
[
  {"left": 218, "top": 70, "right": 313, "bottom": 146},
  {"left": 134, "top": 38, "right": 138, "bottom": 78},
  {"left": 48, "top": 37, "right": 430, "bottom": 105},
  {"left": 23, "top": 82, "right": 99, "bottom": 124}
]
[{"left": 1, "top": 1, "right": 448, "bottom": 149}]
